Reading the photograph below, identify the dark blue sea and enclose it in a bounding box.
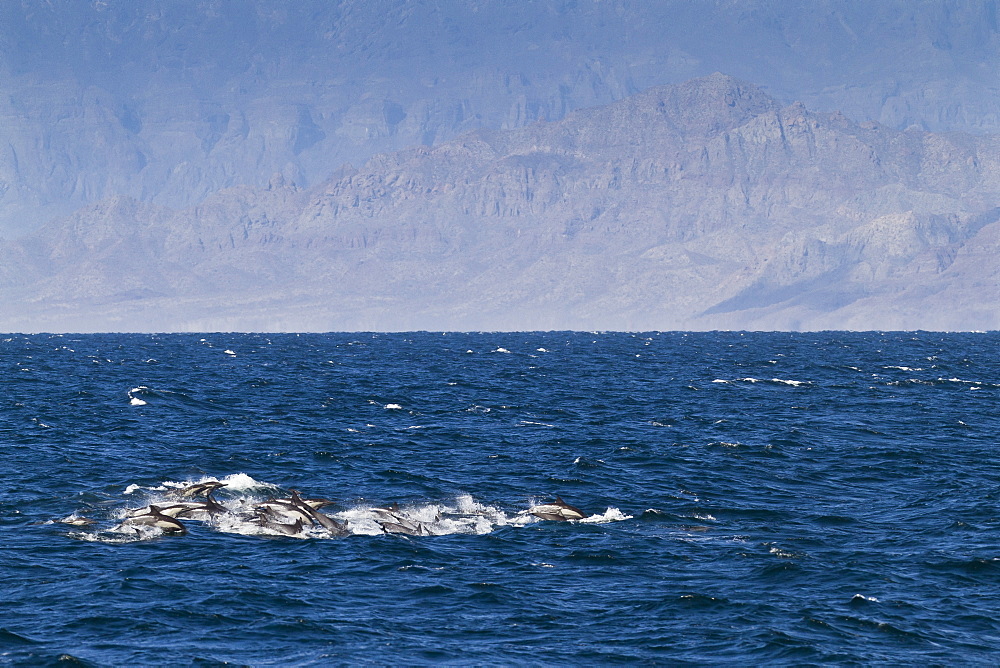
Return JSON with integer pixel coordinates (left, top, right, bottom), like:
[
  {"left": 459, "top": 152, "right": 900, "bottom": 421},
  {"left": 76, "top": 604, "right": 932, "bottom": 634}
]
[{"left": 3, "top": 331, "right": 1000, "bottom": 665}]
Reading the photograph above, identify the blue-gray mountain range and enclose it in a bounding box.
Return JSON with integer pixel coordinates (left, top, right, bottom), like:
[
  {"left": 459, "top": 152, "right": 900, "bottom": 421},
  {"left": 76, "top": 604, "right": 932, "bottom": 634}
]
[
  {"left": 3, "top": 72, "right": 998, "bottom": 331},
  {"left": 1, "top": 1, "right": 999, "bottom": 330}
]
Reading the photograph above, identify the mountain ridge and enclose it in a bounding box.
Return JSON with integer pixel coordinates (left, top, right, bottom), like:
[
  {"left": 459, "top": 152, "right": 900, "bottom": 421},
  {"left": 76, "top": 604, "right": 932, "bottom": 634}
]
[
  {"left": 3, "top": 73, "right": 998, "bottom": 332},
  {"left": 5, "top": 0, "right": 1000, "bottom": 238}
]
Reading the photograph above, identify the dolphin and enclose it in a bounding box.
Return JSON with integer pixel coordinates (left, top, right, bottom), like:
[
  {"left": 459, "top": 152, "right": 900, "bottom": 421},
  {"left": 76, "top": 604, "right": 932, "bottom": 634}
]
[
  {"left": 370, "top": 503, "right": 428, "bottom": 536},
  {"left": 289, "top": 490, "right": 349, "bottom": 536},
  {"left": 172, "top": 481, "right": 227, "bottom": 500},
  {"left": 255, "top": 516, "right": 305, "bottom": 537},
  {"left": 129, "top": 501, "right": 220, "bottom": 520},
  {"left": 123, "top": 505, "right": 188, "bottom": 535},
  {"left": 200, "top": 486, "right": 227, "bottom": 514},
  {"left": 253, "top": 499, "right": 314, "bottom": 525},
  {"left": 528, "top": 496, "right": 589, "bottom": 521},
  {"left": 264, "top": 494, "right": 333, "bottom": 513},
  {"left": 303, "top": 498, "right": 335, "bottom": 510},
  {"left": 378, "top": 518, "right": 431, "bottom": 536}
]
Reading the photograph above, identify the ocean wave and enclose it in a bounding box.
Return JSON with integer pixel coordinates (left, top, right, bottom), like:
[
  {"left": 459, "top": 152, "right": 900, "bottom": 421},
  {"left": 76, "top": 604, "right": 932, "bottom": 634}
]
[{"left": 712, "top": 378, "right": 812, "bottom": 387}]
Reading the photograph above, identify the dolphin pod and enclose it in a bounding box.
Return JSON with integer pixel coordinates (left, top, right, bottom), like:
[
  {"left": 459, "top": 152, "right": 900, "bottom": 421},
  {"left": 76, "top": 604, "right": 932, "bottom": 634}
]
[{"left": 63, "top": 481, "right": 594, "bottom": 540}]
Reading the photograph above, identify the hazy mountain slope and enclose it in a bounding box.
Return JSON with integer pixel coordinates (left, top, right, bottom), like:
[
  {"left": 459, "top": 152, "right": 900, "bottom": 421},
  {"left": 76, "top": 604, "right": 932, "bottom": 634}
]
[
  {"left": 2, "top": 0, "right": 1000, "bottom": 238},
  {"left": 3, "top": 74, "right": 997, "bottom": 332}
]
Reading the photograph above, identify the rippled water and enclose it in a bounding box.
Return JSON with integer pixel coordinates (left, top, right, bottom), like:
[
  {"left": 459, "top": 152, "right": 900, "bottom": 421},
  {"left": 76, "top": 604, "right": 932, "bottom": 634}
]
[{"left": 3, "top": 331, "right": 1000, "bottom": 664}]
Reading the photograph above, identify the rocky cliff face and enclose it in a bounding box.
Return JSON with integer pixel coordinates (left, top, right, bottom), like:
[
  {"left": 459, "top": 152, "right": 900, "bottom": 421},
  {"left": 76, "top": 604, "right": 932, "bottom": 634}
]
[
  {"left": 3, "top": 0, "right": 1000, "bottom": 239},
  {"left": 2, "top": 74, "right": 997, "bottom": 332}
]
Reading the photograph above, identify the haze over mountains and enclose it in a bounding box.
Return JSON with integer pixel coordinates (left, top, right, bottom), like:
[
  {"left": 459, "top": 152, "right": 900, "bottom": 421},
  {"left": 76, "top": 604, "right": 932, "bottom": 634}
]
[{"left": 2, "top": 1, "right": 999, "bottom": 331}]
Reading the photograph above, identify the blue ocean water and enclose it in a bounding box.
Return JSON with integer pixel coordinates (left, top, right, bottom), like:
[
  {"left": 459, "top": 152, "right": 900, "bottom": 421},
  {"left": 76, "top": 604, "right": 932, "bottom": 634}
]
[{"left": 3, "top": 331, "right": 1000, "bottom": 665}]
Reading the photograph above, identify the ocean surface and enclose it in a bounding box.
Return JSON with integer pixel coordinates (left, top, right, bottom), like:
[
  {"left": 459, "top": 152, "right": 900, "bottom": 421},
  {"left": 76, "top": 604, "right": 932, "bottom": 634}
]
[{"left": 3, "top": 331, "right": 1000, "bottom": 665}]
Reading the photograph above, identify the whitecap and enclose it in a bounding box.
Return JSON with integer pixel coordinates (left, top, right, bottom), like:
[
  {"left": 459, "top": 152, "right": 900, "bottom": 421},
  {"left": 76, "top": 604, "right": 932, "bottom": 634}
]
[
  {"left": 769, "top": 546, "right": 797, "bottom": 558},
  {"left": 385, "top": 403, "right": 403, "bottom": 410},
  {"left": 127, "top": 386, "right": 149, "bottom": 406},
  {"left": 580, "top": 507, "right": 632, "bottom": 523}
]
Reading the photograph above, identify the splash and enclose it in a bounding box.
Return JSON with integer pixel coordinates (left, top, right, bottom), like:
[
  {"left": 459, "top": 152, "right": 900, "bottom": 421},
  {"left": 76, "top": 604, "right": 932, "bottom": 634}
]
[{"left": 61, "top": 476, "right": 632, "bottom": 543}]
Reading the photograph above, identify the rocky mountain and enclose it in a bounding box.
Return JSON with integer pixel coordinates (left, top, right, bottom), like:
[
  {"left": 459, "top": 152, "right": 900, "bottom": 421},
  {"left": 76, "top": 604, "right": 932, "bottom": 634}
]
[
  {"left": 3, "top": 0, "right": 1000, "bottom": 239},
  {"left": 3, "top": 74, "right": 998, "bottom": 332}
]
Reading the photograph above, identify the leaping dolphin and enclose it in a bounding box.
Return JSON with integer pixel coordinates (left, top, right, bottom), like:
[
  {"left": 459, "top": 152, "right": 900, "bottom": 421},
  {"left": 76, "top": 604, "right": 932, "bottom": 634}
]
[
  {"left": 253, "top": 498, "right": 315, "bottom": 525},
  {"left": 528, "top": 496, "right": 589, "bottom": 521},
  {"left": 289, "top": 490, "right": 349, "bottom": 536},
  {"left": 370, "top": 502, "right": 431, "bottom": 536},
  {"left": 123, "top": 505, "right": 188, "bottom": 535},
  {"left": 129, "top": 500, "right": 221, "bottom": 520},
  {"left": 172, "top": 481, "right": 227, "bottom": 500}
]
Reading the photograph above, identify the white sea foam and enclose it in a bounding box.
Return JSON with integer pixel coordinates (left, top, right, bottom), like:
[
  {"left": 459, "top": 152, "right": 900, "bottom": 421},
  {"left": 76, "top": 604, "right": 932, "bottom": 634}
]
[
  {"left": 217, "top": 473, "right": 274, "bottom": 492},
  {"left": 385, "top": 403, "right": 403, "bottom": 410},
  {"left": 580, "top": 507, "right": 632, "bottom": 524},
  {"left": 771, "top": 378, "right": 810, "bottom": 386},
  {"left": 851, "top": 593, "right": 879, "bottom": 603},
  {"left": 127, "top": 386, "right": 149, "bottom": 406},
  {"left": 717, "top": 377, "right": 811, "bottom": 387},
  {"left": 769, "top": 546, "right": 797, "bottom": 558},
  {"left": 580, "top": 507, "right": 632, "bottom": 523}
]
